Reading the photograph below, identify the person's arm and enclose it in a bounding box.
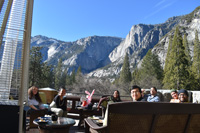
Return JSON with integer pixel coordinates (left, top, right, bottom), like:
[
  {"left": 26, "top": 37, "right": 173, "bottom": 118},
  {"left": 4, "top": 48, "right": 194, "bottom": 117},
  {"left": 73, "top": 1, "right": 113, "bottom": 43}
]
[
  {"left": 97, "top": 97, "right": 108, "bottom": 109},
  {"left": 29, "top": 105, "right": 38, "bottom": 110},
  {"left": 50, "top": 101, "right": 56, "bottom": 108},
  {"left": 154, "top": 96, "right": 160, "bottom": 102},
  {"left": 28, "top": 98, "right": 39, "bottom": 110}
]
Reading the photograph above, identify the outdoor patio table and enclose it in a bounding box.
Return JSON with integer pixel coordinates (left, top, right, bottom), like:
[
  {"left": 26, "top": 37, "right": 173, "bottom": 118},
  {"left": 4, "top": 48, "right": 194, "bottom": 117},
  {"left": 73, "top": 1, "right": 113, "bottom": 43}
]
[
  {"left": 76, "top": 106, "right": 96, "bottom": 127},
  {"left": 33, "top": 117, "right": 75, "bottom": 133}
]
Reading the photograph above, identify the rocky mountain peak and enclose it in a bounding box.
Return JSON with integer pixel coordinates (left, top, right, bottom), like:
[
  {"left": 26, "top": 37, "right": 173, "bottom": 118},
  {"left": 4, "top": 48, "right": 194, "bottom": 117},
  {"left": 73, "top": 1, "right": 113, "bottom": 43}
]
[
  {"left": 152, "top": 6, "right": 200, "bottom": 68},
  {"left": 30, "top": 6, "right": 200, "bottom": 81}
]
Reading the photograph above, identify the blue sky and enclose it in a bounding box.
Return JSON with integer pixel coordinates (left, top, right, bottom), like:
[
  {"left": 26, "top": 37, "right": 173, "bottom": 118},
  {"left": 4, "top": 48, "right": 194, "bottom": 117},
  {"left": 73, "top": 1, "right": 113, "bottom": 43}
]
[{"left": 31, "top": 0, "right": 200, "bottom": 42}]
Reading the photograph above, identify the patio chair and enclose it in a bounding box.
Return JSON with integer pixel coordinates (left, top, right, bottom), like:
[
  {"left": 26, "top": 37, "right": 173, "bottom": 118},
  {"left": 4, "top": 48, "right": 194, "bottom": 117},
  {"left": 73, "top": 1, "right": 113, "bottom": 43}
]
[
  {"left": 27, "top": 109, "right": 48, "bottom": 129},
  {"left": 85, "top": 102, "right": 200, "bottom": 133}
]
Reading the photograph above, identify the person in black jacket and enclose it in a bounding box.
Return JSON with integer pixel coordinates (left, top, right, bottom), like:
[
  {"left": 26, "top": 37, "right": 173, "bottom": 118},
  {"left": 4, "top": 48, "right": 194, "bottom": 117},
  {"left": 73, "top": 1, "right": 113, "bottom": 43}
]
[{"left": 50, "top": 86, "right": 68, "bottom": 117}]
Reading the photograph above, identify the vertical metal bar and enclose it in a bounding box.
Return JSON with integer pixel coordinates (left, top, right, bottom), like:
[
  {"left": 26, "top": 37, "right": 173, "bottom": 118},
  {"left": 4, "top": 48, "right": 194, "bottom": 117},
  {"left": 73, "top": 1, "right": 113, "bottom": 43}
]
[
  {"left": 0, "top": 0, "right": 5, "bottom": 13},
  {"left": 18, "top": 0, "right": 34, "bottom": 132},
  {"left": 0, "top": 0, "right": 13, "bottom": 48}
]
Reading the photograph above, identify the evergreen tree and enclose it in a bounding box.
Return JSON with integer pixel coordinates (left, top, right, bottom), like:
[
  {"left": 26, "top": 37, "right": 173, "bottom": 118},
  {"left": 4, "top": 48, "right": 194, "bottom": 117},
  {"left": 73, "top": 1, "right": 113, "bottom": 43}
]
[
  {"left": 49, "top": 68, "right": 55, "bottom": 88},
  {"left": 29, "top": 47, "right": 43, "bottom": 87},
  {"left": 119, "top": 53, "right": 131, "bottom": 84},
  {"left": 141, "top": 49, "right": 163, "bottom": 80},
  {"left": 131, "top": 68, "right": 141, "bottom": 85},
  {"left": 76, "top": 66, "right": 82, "bottom": 76},
  {"left": 163, "top": 27, "right": 190, "bottom": 90},
  {"left": 163, "top": 35, "right": 173, "bottom": 88},
  {"left": 41, "top": 63, "right": 54, "bottom": 87},
  {"left": 164, "top": 35, "right": 173, "bottom": 72},
  {"left": 132, "top": 49, "right": 163, "bottom": 88},
  {"left": 60, "top": 68, "right": 67, "bottom": 87},
  {"left": 71, "top": 68, "right": 76, "bottom": 83},
  {"left": 191, "top": 30, "right": 200, "bottom": 89},
  {"left": 76, "top": 66, "right": 83, "bottom": 82},
  {"left": 66, "top": 74, "right": 72, "bottom": 85},
  {"left": 54, "top": 58, "right": 62, "bottom": 90},
  {"left": 183, "top": 34, "right": 192, "bottom": 65},
  {"left": 29, "top": 46, "right": 55, "bottom": 88}
]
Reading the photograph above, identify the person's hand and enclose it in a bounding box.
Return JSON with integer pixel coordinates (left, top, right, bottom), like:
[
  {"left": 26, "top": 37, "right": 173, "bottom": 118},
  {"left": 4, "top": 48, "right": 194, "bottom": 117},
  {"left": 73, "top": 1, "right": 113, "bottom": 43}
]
[
  {"left": 97, "top": 106, "right": 101, "bottom": 111},
  {"left": 97, "top": 106, "right": 100, "bottom": 111}
]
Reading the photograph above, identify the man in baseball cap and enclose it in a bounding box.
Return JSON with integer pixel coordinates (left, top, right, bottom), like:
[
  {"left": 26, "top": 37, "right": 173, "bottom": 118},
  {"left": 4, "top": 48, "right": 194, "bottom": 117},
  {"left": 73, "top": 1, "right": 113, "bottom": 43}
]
[{"left": 178, "top": 89, "right": 189, "bottom": 103}]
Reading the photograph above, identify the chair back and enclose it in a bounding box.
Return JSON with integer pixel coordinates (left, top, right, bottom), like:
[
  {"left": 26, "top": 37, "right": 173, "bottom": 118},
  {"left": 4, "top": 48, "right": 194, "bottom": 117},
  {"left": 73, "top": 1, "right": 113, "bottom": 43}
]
[
  {"left": 29, "top": 109, "right": 48, "bottom": 128},
  {"left": 106, "top": 102, "right": 200, "bottom": 133}
]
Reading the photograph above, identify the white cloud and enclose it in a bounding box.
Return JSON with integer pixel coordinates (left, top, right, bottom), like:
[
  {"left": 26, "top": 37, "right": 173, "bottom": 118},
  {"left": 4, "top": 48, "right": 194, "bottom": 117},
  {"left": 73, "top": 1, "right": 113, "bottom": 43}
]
[
  {"left": 144, "top": 1, "right": 176, "bottom": 20},
  {"left": 154, "top": 0, "right": 166, "bottom": 8}
]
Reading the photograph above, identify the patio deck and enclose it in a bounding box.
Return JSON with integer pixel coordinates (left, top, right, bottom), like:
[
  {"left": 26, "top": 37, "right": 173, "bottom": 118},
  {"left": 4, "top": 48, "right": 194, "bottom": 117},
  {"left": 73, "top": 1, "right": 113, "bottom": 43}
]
[{"left": 25, "top": 95, "right": 102, "bottom": 133}]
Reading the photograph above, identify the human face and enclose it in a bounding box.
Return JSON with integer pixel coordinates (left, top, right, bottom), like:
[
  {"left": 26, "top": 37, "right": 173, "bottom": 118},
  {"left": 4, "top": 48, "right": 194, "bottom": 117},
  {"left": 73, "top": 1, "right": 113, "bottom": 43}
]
[
  {"left": 171, "top": 92, "right": 178, "bottom": 99},
  {"left": 59, "top": 89, "right": 66, "bottom": 97},
  {"left": 178, "top": 93, "right": 188, "bottom": 102},
  {"left": 131, "top": 88, "right": 141, "bottom": 101},
  {"left": 150, "top": 88, "right": 157, "bottom": 96},
  {"left": 113, "top": 91, "right": 119, "bottom": 98},
  {"left": 32, "top": 87, "right": 38, "bottom": 95}
]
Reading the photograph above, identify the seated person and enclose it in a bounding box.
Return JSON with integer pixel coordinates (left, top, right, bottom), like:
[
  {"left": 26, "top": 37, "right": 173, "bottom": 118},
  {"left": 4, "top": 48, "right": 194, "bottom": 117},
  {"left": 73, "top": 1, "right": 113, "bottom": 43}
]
[
  {"left": 131, "top": 85, "right": 146, "bottom": 101},
  {"left": 178, "top": 89, "right": 189, "bottom": 103},
  {"left": 170, "top": 89, "right": 180, "bottom": 103},
  {"left": 147, "top": 87, "right": 160, "bottom": 102},
  {"left": 50, "top": 86, "right": 68, "bottom": 117},
  {"left": 97, "top": 90, "right": 121, "bottom": 109},
  {"left": 141, "top": 88, "right": 148, "bottom": 99},
  {"left": 97, "top": 90, "right": 121, "bottom": 118},
  {"left": 28, "top": 86, "right": 43, "bottom": 111}
]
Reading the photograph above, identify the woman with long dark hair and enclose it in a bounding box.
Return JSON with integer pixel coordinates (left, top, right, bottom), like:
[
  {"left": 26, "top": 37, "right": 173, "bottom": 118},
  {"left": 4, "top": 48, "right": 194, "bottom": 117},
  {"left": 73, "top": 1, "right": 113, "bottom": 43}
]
[
  {"left": 97, "top": 90, "right": 121, "bottom": 118},
  {"left": 28, "top": 86, "right": 42, "bottom": 110}
]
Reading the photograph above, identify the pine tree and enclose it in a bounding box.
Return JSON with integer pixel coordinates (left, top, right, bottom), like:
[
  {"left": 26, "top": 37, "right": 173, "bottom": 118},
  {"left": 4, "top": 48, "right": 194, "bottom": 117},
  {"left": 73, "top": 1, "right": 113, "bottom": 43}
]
[
  {"left": 163, "top": 27, "right": 190, "bottom": 90},
  {"left": 131, "top": 68, "right": 140, "bottom": 85},
  {"left": 54, "top": 58, "right": 62, "bottom": 90},
  {"left": 119, "top": 53, "right": 131, "bottom": 84},
  {"left": 29, "top": 47, "right": 43, "bottom": 86},
  {"left": 164, "top": 35, "right": 173, "bottom": 72},
  {"left": 76, "top": 66, "right": 82, "bottom": 76},
  {"left": 60, "top": 68, "right": 67, "bottom": 87},
  {"left": 76, "top": 66, "right": 83, "bottom": 82},
  {"left": 41, "top": 62, "right": 54, "bottom": 87},
  {"left": 183, "top": 34, "right": 192, "bottom": 65},
  {"left": 29, "top": 46, "right": 55, "bottom": 88},
  {"left": 141, "top": 49, "right": 163, "bottom": 80},
  {"left": 66, "top": 74, "right": 72, "bottom": 85},
  {"left": 191, "top": 30, "right": 200, "bottom": 89},
  {"left": 132, "top": 49, "right": 163, "bottom": 88},
  {"left": 163, "top": 35, "right": 173, "bottom": 88},
  {"left": 71, "top": 68, "right": 76, "bottom": 83}
]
